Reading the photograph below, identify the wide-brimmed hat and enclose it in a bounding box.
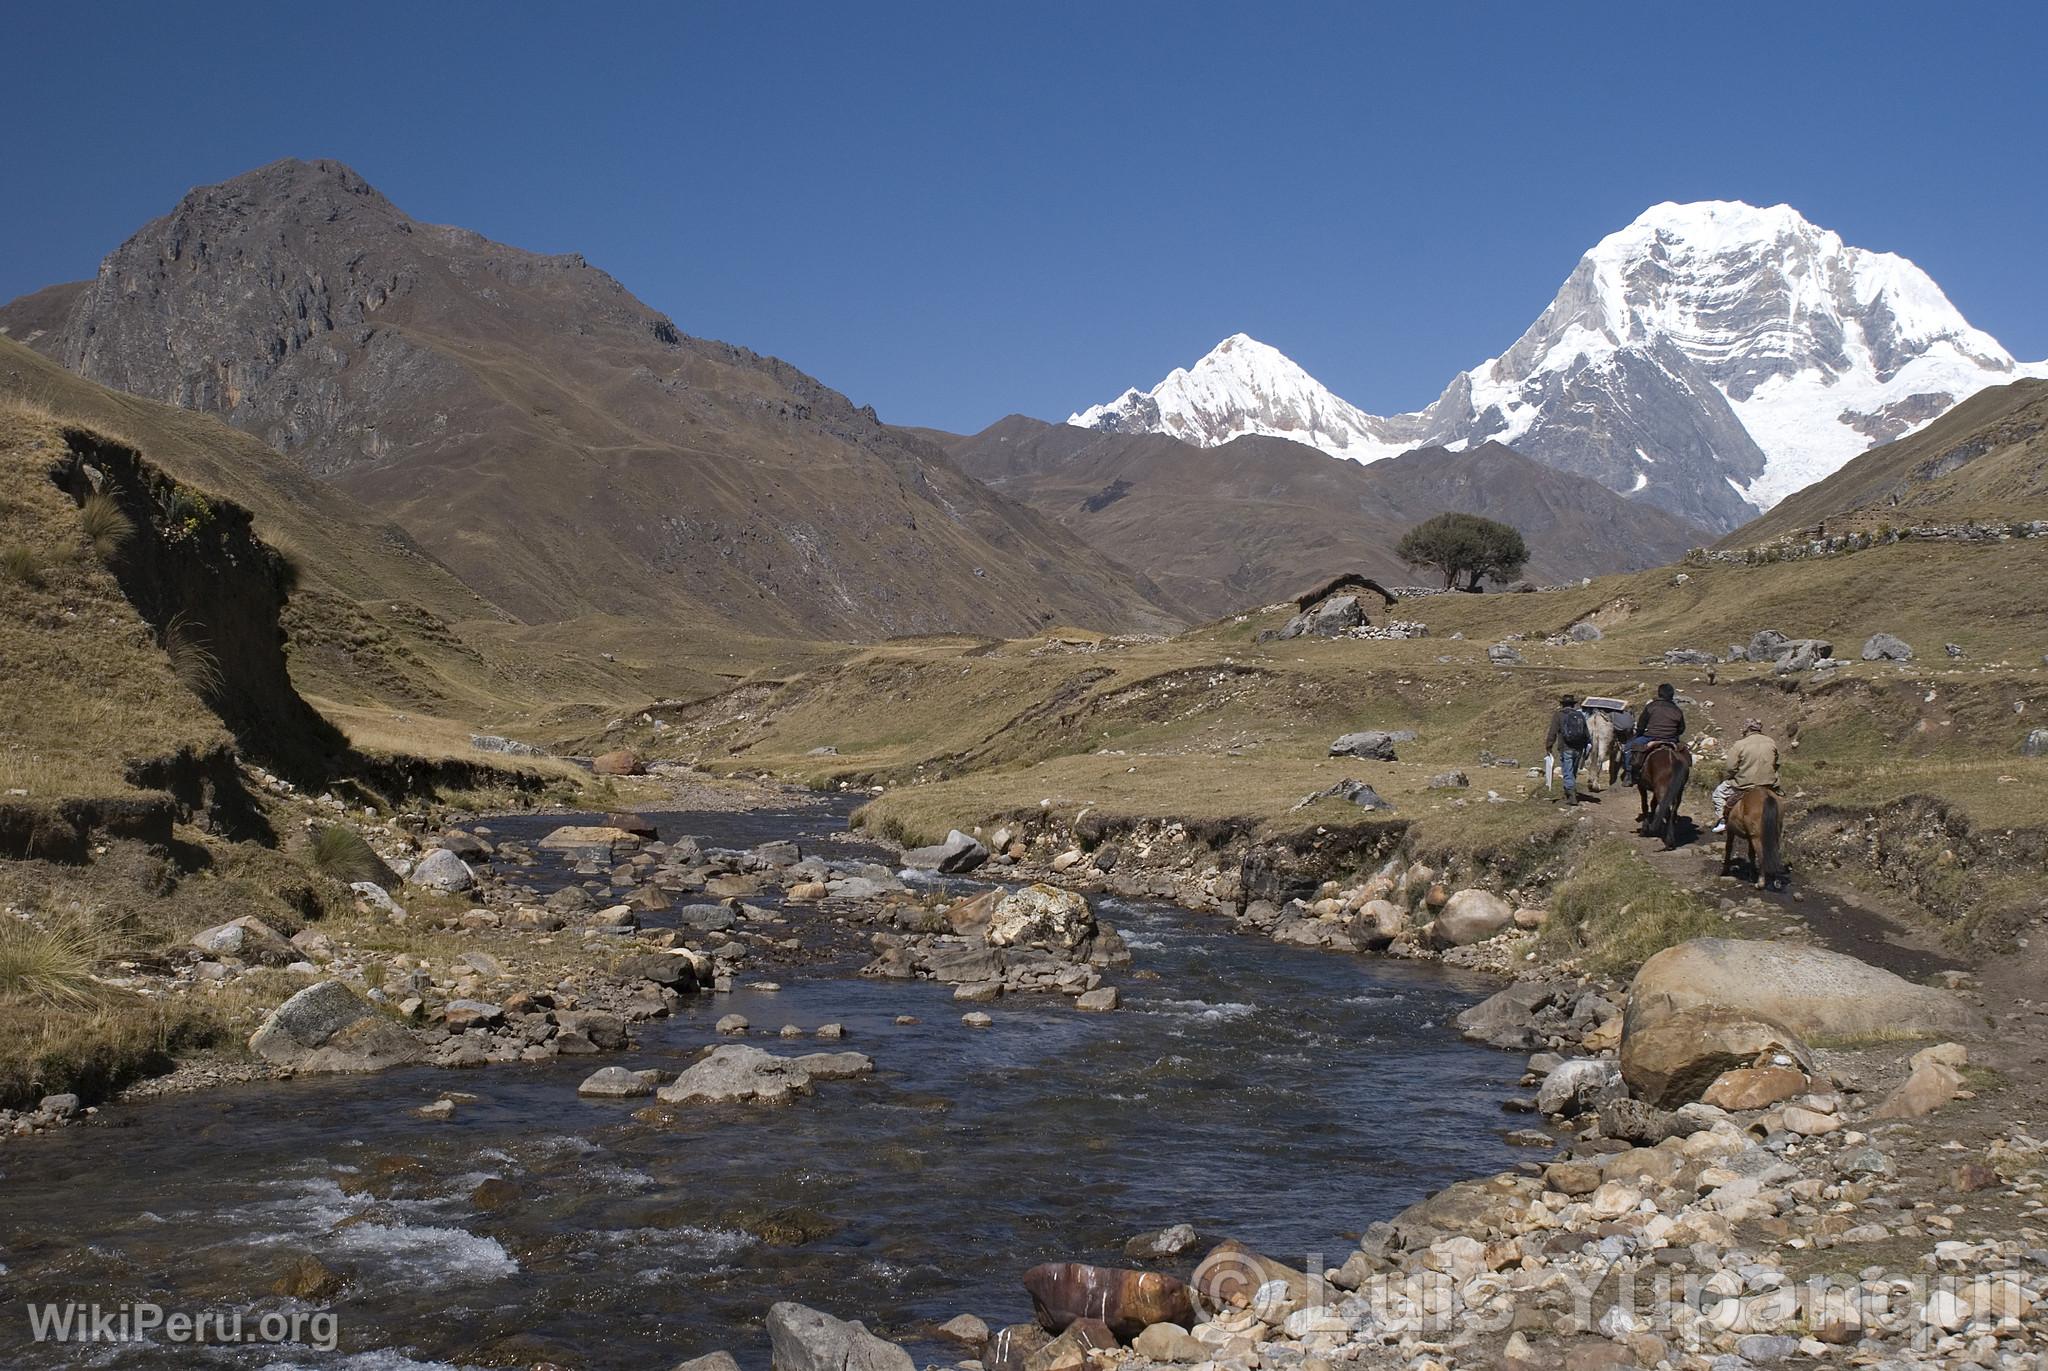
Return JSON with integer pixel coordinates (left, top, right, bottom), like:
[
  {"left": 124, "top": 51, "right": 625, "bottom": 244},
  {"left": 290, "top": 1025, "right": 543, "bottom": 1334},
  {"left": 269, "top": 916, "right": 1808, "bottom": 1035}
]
[{"left": 1743, "top": 718, "right": 1764, "bottom": 734}]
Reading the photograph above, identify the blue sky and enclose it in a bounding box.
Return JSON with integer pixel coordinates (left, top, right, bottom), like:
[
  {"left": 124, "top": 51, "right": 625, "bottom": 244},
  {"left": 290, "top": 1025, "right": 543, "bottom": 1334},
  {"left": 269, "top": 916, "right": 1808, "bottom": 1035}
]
[{"left": 5, "top": 2, "right": 2044, "bottom": 433}]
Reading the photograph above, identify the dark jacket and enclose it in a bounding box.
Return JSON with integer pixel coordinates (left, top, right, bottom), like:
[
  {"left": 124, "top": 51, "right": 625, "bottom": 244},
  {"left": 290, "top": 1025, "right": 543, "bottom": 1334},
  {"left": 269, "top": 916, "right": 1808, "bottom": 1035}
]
[
  {"left": 1639, "top": 698, "right": 1686, "bottom": 742},
  {"left": 1545, "top": 707, "right": 1587, "bottom": 754}
]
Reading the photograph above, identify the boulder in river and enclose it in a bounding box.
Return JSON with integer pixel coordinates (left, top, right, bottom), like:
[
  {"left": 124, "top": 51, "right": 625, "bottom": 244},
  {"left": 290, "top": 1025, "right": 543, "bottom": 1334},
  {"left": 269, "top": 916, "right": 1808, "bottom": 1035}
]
[
  {"left": 987, "top": 885, "right": 1096, "bottom": 952},
  {"left": 578, "top": 1065, "right": 660, "bottom": 1098},
  {"left": 656, "top": 1044, "right": 872, "bottom": 1106},
  {"left": 905, "top": 829, "right": 991, "bottom": 875},
  {"left": 248, "top": 980, "right": 420, "bottom": 1074},
  {"left": 1021, "top": 1261, "right": 1194, "bottom": 1339},
  {"left": 766, "top": 1301, "right": 913, "bottom": 1371},
  {"left": 1626, "top": 938, "right": 1986, "bottom": 1044},
  {"left": 537, "top": 825, "right": 643, "bottom": 862}
]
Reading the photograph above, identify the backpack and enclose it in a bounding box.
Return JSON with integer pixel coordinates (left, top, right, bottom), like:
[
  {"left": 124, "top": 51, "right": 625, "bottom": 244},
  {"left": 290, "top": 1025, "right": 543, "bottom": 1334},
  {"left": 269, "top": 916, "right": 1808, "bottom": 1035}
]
[{"left": 1560, "top": 708, "right": 1590, "bottom": 749}]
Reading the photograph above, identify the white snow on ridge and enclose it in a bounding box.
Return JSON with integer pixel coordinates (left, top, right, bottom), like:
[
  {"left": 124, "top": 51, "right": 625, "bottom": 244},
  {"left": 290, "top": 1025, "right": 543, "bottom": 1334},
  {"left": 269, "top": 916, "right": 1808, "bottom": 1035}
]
[
  {"left": 1067, "top": 200, "right": 2047, "bottom": 510},
  {"left": 1068, "top": 333, "right": 1410, "bottom": 463}
]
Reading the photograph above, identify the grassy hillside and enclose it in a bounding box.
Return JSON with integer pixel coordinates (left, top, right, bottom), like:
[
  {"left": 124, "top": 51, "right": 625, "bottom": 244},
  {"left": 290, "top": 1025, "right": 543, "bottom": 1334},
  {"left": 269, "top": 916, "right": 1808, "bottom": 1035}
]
[
  {"left": 0, "top": 338, "right": 829, "bottom": 736},
  {"left": 608, "top": 539, "right": 2048, "bottom": 863},
  {"left": 1724, "top": 378, "right": 2048, "bottom": 546}
]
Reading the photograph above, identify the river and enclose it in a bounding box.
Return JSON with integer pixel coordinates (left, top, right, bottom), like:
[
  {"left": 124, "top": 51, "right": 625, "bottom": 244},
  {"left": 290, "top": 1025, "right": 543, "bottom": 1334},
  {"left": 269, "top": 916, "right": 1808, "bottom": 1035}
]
[{"left": 0, "top": 798, "right": 1529, "bottom": 1369}]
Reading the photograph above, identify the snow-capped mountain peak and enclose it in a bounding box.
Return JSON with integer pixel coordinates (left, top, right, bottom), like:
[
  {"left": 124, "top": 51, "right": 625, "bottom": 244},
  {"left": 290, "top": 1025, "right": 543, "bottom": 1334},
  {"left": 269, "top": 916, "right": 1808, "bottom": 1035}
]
[
  {"left": 1067, "top": 333, "right": 1408, "bottom": 461},
  {"left": 1068, "top": 201, "right": 2047, "bottom": 531}
]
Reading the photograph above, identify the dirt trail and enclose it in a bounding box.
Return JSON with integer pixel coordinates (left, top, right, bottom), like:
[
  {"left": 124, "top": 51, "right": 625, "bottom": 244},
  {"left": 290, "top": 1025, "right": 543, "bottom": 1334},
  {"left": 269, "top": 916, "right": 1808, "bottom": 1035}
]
[{"left": 1563, "top": 770, "right": 1965, "bottom": 980}]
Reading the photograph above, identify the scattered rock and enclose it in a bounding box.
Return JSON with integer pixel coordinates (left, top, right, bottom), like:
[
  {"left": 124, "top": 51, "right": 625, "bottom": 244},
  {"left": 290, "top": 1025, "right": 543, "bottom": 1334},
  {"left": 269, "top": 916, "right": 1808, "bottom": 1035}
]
[
  {"left": 1871, "top": 1059, "right": 1965, "bottom": 1120},
  {"left": 1433, "top": 889, "right": 1514, "bottom": 946},
  {"left": 905, "top": 829, "right": 991, "bottom": 875},
  {"left": 409, "top": 848, "right": 477, "bottom": 893},
  {"left": 1861, "top": 632, "right": 1913, "bottom": 661},
  {"left": 987, "top": 885, "right": 1096, "bottom": 952},
  {"left": 1073, "top": 987, "right": 1118, "bottom": 1012},
  {"left": 191, "top": 916, "right": 297, "bottom": 966},
  {"left": 1619, "top": 1005, "right": 1813, "bottom": 1107},
  {"left": 591, "top": 749, "right": 644, "bottom": 776},
  {"left": 578, "top": 1065, "right": 660, "bottom": 1098}
]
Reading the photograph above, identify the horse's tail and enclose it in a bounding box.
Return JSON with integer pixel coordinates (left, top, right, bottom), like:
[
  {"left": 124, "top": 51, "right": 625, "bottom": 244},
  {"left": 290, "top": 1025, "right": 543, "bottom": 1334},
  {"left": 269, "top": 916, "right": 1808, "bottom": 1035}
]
[{"left": 1762, "top": 792, "right": 1782, "bottom": 880}]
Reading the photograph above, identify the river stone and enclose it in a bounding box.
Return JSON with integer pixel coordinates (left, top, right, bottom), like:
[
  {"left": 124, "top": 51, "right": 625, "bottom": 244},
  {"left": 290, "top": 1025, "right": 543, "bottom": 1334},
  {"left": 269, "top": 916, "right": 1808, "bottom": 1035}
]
[
  {"left": 1074, "top": 987, "right": 1118, "bottom": 1012},
  {"left": 674, "top": 1354, "right": 743, "bottom": 1371},
  {"left": 248, "top": 980, "right": 419, "bottom": 1073},
  {"left": 1190, "top": 1239, "right": 1313, "bottom": 1317},
  {"left": 409, "top": 848, "right": 476, "bottom": 893},
  {"left": 905, "top": 829, "right": 990, "bottom": 875},
  {"left": 985, "top": 1324, "right": 1051, "bottom": 1371},
  {"left": 1861, "top": 633, "right": 1914, "bottom": 661},
  {"left": 933, "top": 1315, "right": 989, "bottom": 1351},
  {"left": 1619, "top": 1005, "right": 1814, "bottom": 1108},
  {"left": 1131, "top": 1324, "right": 1203, "bottom": 1363},
  {"left": 1328, "top": 730, "right": 1399, "bottom": 760},
  {"left": 766, "top": 1301, "right": 913, "bottom": 1371},
  {"left": 789, "top": 1051, "right": 875, "bottom": 1081},
  {"left": 1125, "top": 1223, "right": 1200, "bottom": 1260},
  {"left": 537, "top": 825, "right": 642, "bottom": 863},
  {"left": 591, "top": 749, "right": 643, "bottom": 776},
  {"left": 578, "top": 1065, "right": 659, "bottom": 1098},
  {"left": 191, "top": 915, "right": 297, "bottom": 966},
  {"left": 1537, "top": 1058, "right": 1624, "bottom": 1116},
  {"left": 658, "top": 1045, "right": 814, "bottom": 1105},
  {"left": 987, "top": 884, "right": 1095, "bottom": 951},
  {"left": 1434, "top": 889, "right": 1514, "bottom": 946},
  {"left": 1627, "top": 938, "right": 1986, "bottom": 1043},
  {"left": 1021, "top": 1261, "right": 1194, "bottom": 1339},
  {"left": 1455, "top": 979, "right": 1570, "bottom": 1049}
]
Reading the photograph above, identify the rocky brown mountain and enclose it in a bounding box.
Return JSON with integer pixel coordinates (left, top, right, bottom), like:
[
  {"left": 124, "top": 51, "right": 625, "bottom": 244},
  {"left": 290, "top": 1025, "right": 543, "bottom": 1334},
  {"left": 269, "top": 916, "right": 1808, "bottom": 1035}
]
[
  {"left": 946, "top": 416, "right": 1707, "bottom": 616},
  {"left": 0, "top": 159, "right": 1182, "bottom": 638}
]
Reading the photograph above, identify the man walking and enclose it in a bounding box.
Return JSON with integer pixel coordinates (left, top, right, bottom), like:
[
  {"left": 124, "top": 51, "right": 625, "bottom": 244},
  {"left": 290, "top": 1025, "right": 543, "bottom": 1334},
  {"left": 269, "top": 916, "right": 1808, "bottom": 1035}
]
[{"left": 1545, "top": 693, "right": 1592, "bottom": 805}]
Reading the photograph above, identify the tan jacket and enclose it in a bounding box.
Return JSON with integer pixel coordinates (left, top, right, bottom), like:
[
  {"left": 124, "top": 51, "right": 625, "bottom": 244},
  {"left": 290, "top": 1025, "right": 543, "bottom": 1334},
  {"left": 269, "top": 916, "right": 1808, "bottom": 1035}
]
[{"left": 1727, "top": 733, "right": 1780, "bottom": 790}]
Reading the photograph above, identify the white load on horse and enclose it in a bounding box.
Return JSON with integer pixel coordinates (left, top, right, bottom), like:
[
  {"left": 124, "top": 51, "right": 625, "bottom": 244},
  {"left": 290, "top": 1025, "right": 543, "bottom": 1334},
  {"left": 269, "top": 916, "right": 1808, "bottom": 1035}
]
[{"left": 1578, "top": 696, "right": 1630, "bottom": 792}]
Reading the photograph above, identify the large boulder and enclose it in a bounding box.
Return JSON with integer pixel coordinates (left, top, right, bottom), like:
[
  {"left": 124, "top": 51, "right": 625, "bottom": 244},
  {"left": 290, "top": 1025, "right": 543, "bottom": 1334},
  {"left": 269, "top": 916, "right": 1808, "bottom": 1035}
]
[
  {"left": 1627, "top": 939, "right": 1986, "bottom": 1044},
  {"left": 591, "top": 749, "right": 644, "bottom": 776},
  {"left": 987, "top": 885, "right": 1095, "bottom": 952},
  {"left": 409, "top": 848, "right": 476, "bottom": 893},
  {"left": 1328, "top": 731, "right": 1399, "bottom": 761},
  {"left": 1619, "top": 1005, "right": 1814, "bottom": 1107},
  {"left": 1861, "top": 633, "right": 1914, "bottom": 662},
  {"left": 904, "top": 830, "right": 990, "bottom": 875},
  {"left": 1276, "top": 595, "right": 1364, "bottom": 640},
  {"left": 1433, "top": 889, "right": 1514, "bottom": 946},
  {"left": 248, "top": 981, "right": 420, "bottom": 1073},
  {"left": 1022, "top": 1262, "right": 1194, "bottom": 1339},
  {"left": 766, "top": 1302, "right": 914, "bottom": 1371},
  {"left": 2023, "top": 728, "right": 2048, "bottom": 758},
  {"left": 191, "top": 916, "right": 297, "bottom": 966}
]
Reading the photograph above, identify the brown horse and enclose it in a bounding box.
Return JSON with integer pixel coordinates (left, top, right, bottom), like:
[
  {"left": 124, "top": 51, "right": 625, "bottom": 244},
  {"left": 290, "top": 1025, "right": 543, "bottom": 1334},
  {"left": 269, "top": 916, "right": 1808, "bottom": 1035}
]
[
  {"left": 1721, "top": 787, "right": 1783, "bottom": 889},
  {"left": 1636, "top": 742, "right": 1691, "bottom": 849}
]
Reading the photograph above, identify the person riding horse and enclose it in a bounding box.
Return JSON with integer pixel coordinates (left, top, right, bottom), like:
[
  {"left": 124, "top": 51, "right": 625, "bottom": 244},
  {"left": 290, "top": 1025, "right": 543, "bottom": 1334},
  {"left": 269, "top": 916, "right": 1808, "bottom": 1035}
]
[
  {"left": 1624, "top": 683, "right": 1685, "bottom": 783},
  {"left": 1712, "top": 718, "right": 1781, "bottom": 831}
]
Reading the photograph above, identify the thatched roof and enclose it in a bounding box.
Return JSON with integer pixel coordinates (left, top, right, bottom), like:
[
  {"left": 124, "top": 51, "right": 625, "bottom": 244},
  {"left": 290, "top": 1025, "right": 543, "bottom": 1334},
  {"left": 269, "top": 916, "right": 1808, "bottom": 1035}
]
[{"left": 1296, "top": 573, "right": 1398, "bottom": 611}]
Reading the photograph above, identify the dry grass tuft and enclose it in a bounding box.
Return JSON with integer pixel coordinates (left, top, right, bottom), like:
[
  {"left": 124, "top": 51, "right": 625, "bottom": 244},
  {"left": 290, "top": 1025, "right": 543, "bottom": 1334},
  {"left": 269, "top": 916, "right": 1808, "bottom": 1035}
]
[
  {"left": 1539, "top": 837, "right": 1731, "bottom": 975},
  {"left": 161, "top": 612, "right": 225, "bottom": 701},
  {"left": 2, "top": 543, "right": 46, "bottom": 587},
  {"left": 0, "top": 915, "right": 103, "bottom": 1010},
  {"left": 79, "top": 492, "right": 134, "bottom": 559}
]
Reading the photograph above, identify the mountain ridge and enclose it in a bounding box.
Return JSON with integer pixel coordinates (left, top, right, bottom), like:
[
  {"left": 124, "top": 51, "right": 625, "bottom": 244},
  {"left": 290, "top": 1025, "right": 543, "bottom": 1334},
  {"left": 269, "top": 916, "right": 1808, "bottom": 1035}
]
[{"left": 0, "top": 158, "right": 1188, "bottom": 639}]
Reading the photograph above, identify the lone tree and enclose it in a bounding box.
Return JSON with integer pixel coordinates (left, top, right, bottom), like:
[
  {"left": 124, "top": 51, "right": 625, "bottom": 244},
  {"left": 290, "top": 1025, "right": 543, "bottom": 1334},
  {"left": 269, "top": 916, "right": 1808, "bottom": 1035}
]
[{"left": 1396, "top": 512, "right": 1529, "bottom": 591}]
